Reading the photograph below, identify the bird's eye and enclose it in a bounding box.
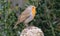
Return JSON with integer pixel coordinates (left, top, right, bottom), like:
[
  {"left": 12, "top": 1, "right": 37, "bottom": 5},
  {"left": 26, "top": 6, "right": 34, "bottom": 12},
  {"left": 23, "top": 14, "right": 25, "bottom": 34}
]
[
  {"left": 32, "top": 7, "right": 35, "bottom": 9},
  {"left": 32, "top": 6, "right": 36, "bottom": 13}
]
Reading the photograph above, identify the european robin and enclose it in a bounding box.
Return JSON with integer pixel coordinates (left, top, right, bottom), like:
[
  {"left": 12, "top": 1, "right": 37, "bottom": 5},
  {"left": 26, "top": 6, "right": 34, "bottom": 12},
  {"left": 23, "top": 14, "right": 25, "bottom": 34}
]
[{"left": 14, "top": 5, "right": 36, "bottom": 28}]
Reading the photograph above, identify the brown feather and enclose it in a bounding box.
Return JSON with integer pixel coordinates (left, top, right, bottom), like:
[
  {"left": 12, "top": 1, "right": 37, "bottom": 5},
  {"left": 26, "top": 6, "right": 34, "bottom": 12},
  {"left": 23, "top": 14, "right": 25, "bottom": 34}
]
[
  {"left": 18, "top": 9, "right": 30, "bottom": 22},
  {"left": 13, "top": 9, "right": 30, "bottom": 29}
]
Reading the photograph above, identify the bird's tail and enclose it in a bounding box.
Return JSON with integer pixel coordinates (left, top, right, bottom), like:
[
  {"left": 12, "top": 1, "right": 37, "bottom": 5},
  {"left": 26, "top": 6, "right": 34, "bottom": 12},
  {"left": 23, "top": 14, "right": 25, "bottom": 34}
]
[{"left": 13, "top": 21, "right": 20, "bottom": 29}]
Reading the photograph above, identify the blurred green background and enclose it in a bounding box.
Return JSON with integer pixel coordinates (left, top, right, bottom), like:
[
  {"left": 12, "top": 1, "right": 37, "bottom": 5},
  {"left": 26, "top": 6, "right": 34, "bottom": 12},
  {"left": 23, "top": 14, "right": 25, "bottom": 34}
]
[{"left": 0, "top": 0, "right": 60, "bottom": 36}]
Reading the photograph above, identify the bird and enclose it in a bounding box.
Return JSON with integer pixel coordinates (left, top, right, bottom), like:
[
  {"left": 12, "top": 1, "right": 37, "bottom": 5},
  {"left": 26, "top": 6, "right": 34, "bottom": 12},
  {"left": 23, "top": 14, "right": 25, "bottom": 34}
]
[{"left": 13, "top": 5, "right": 36, "bottom": 29}]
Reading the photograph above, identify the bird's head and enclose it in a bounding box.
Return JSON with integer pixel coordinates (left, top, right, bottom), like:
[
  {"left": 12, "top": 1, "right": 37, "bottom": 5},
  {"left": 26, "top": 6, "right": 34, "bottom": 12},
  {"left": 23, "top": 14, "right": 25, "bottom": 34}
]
[
  {"left": 27, "top": 5, "right": 36, "bottom": 17},
  {"left": 27, "top": 5, "right": 36, "bottom": 13}
]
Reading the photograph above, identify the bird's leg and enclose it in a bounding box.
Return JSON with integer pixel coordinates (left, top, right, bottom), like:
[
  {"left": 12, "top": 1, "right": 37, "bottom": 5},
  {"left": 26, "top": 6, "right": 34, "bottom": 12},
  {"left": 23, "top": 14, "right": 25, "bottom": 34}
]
[
  {"left": 13, "top": 21, "right": 20, "bottom": 29},
  {"left": 24, "top": 23, "right": 29, "bottom": 27}
]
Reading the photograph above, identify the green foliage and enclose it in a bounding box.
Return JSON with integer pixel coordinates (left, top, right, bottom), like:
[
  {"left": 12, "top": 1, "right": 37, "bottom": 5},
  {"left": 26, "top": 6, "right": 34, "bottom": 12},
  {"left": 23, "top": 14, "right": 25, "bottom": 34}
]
[{"left": 0, "top": 0, "right": 60, "bottom": 36}]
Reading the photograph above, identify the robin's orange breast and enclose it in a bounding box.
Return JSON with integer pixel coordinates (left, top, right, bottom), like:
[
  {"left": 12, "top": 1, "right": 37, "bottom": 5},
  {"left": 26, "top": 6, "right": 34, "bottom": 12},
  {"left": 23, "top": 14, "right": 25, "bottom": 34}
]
[{"left": 32, "top": 7, "right": 36, "bottom": 17}]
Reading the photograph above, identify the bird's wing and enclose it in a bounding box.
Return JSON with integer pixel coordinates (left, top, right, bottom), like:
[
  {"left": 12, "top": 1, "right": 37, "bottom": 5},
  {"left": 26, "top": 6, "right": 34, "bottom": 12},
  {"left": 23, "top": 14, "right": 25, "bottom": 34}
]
[
  {"left": 18, "top": 9, "right": 30, "bottom": 23},
  {"left": 13, "top": 9, "right": 30, "bottom": 29}
]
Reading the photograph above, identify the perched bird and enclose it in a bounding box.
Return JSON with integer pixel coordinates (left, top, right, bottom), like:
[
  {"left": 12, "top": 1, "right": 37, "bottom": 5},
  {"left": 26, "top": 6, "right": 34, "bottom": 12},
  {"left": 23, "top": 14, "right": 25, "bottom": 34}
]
[{"left": 13, "top": 5, "right": 36, "bottom": 28}]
